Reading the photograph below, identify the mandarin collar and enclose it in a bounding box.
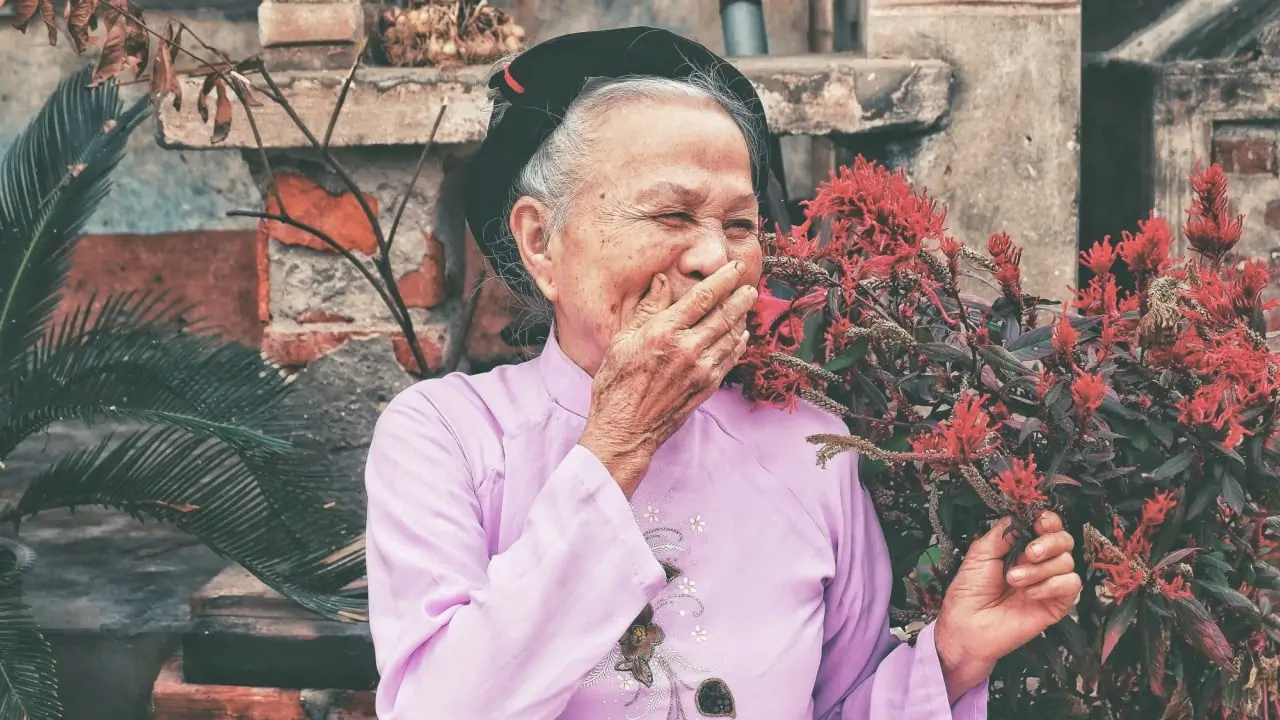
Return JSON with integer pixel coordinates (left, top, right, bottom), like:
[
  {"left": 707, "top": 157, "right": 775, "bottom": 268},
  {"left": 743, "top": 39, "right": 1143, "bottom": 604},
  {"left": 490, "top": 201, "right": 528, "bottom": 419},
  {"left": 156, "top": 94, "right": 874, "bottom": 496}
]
[{"left": 535, "top": 327, "right": 594, "bottom": 418}]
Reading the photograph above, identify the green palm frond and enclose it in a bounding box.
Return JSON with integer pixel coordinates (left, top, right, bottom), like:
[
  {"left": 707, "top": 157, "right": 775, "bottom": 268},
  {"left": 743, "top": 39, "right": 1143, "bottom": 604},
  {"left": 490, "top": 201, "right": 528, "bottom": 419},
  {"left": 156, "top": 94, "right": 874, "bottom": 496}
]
[
  {"left": 0, "top": 292, "right": 360, "bottom": 546},
  {"left": 0, "top": 66, "right": 148, "bottom": 373},
  {"left": 9, "top": 426, "right": 367, "bottom": 621},
  {"left": 0, "top": 550, "right": 60, "bottom": 720}
]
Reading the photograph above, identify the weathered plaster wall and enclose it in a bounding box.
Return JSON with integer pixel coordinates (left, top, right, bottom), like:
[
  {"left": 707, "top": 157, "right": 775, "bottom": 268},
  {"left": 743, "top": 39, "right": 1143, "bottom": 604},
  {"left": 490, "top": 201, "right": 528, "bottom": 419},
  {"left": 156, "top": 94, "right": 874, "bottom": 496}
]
[
  {"left": 865, "top": 0, "right": 1083, "bottom": 298},
  {"left": 0, "top": 15, "right": 261, "bottom": 234}
]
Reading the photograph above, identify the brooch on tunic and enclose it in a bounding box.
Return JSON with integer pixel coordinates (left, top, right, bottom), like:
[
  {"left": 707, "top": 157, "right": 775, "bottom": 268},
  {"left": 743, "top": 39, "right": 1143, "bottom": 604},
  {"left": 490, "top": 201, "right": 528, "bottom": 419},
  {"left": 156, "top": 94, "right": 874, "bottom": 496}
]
[{"left": 613, "top": 558, "right": 737, "bottom": 718}]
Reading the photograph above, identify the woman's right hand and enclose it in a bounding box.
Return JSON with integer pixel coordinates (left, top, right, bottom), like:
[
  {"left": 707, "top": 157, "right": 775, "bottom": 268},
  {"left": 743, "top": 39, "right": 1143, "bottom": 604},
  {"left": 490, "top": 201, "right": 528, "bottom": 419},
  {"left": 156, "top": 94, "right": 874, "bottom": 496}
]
[{"left": 579, "top": 260, "right": 758, "bottom": 497}]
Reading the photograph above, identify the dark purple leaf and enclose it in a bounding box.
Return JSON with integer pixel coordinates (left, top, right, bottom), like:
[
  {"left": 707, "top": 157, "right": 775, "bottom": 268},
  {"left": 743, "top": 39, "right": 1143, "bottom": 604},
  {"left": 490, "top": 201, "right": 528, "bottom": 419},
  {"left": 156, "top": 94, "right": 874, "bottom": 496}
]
[
  {"left": 1153, "top": 547, "right": 1199, "bottom": 572},
  {"left": 1220, "top": 473, "right": 1245, "bottom": 514},
  {"left": 1171, "top": 596, "right": 1234, "bottom": 669},
  {"left": 1102, "top": 593, "right": 1140, "bottom": 664},
  {"left": 1150, "top": 450, "right": 1195, "bottom": 482},
  {"left": 1194, "top": 580, "right": 1259, "bottom": 617}
]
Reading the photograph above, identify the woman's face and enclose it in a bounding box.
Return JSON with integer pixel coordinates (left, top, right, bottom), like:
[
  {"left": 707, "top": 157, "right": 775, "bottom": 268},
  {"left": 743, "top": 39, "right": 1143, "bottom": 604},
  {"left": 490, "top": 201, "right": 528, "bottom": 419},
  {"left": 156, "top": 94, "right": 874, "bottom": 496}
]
[{"left": 510, "top": 96, "right": 762, "bottom": 374}]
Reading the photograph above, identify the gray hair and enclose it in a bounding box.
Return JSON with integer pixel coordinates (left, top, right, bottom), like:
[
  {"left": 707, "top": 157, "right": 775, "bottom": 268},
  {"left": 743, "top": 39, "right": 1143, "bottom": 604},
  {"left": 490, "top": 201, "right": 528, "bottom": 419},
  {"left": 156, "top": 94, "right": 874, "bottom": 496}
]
[{"left": 486, "top": 69, "right": 765, "bottom": 306}]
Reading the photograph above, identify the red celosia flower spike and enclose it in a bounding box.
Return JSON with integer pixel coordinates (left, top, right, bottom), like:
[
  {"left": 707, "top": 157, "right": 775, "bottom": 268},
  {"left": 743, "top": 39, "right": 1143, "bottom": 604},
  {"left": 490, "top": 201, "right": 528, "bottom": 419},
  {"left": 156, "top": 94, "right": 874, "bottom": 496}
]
[
  {"left": 1183, "top": 162, "right": 1243, "bottom": 262},
  {"left": 993, "top": 456, "right": 1047, "bottom": 509},
  {"left": 1079, "top": 237, "right": 1118, "bottom": 277},
  {"left": 1070, "top": 371, "right": 1107, "bottom": 425}
]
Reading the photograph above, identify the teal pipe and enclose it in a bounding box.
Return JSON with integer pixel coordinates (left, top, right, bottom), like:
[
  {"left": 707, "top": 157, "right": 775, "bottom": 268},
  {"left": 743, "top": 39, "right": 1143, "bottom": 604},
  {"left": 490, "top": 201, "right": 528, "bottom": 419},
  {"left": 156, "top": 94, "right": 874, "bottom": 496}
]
[{"left": 719, "top": 0, "right": 769, "bottom": 56}]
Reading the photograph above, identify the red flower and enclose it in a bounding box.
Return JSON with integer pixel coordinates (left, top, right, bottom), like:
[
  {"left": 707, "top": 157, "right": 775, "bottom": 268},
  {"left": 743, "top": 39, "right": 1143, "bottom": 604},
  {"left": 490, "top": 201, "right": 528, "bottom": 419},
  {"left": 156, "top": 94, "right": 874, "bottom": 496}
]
[
  {"left": 1052, "top": 311, "right": 1078, "bottom": 366},
  {"left": 1070, "top": 372, "right": 1107, "bottom": 424},
  {"left": 1156, "top": 573, "right": 1193, "bottom": 600},
  {"left": 1116, "top": 213, "right": 1173, "bottom": 277},
  {"left": 988, "top": 232, "right": 1023, "bottom": 304},
  {"left": 1080, "top": 237, "right": 1118, "bottom": 276},
  {"left": 993, "top": 456, "right": 1047, "bottom": 509},
  {"left": 1184, "top": 163, "right": 1242, "bottom": 262}
]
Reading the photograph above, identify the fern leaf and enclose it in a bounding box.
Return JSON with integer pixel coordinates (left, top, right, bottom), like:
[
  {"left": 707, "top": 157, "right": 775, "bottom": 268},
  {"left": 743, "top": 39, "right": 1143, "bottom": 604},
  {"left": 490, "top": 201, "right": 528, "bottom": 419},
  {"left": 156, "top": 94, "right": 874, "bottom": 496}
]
[
  {"left": 0, "top": 292, "right": 363, "bottom": 545},
  {"left": 0, "top": 66, "right": 149, "bottom": 373},
  {"left": 0, "top": 552, "right": 61, "bottom": 720},
  {"left": 10, "top": 427, "right": 366, "bottom": 621}
]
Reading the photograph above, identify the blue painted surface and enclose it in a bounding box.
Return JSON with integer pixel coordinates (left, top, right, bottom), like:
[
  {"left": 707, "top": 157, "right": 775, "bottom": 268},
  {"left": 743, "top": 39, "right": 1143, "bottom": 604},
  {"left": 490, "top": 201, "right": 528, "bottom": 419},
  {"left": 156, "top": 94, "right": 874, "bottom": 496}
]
[{"left": 0, "top": 24, "right": 258, "bottom": 236}]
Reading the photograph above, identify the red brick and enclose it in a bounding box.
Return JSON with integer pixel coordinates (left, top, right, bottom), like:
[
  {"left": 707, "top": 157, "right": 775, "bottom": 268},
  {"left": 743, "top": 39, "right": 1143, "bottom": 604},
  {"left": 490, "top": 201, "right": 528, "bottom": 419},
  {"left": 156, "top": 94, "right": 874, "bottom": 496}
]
[
  {"left": 463, "top": 233, "right": 533, "bottom": 362},
  {"left": 261, "top": 172, "right": 379, "bottom": 255},
  {"left": 151, "top": 654, "right": 375, "bottom": 720},
  {"left": 1265, "top": 199, "right": 1280, "bottom": 230},
  {"left": 257, "top": 231, "right": 271, "bottom": 324},
  {"left": 262, "top": 326, "right": 446, "bottom": 374},
  {"left": 296, "top": 310, "right": 355, "bottom": 324},
  {"left": 396, "top": 231, "right": 447, "bottom": 309},
  {"left": 61, "top": 231, "right": 261, "bottom": 347},
  {"left": 391, "top": 327, "right": 447, "bottom": 375},
  {"left": 1212, "top": 137, "right": 1278, "bottom": 175}
]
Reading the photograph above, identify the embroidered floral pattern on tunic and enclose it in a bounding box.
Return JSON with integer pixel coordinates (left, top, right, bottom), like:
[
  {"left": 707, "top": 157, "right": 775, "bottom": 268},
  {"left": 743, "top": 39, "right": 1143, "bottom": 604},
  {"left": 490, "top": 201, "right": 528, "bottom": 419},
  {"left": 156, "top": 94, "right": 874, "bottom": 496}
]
[{"left": 582, "top": 496, "right": 737, "bottom": 719}]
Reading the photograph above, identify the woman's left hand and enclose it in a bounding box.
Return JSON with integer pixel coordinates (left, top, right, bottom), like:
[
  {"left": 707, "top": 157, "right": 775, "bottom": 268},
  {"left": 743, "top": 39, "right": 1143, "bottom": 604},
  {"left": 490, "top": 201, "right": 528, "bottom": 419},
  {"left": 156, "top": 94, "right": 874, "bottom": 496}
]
[{"left": 933, "top": 511, "right": 1082, "bottom": 700}]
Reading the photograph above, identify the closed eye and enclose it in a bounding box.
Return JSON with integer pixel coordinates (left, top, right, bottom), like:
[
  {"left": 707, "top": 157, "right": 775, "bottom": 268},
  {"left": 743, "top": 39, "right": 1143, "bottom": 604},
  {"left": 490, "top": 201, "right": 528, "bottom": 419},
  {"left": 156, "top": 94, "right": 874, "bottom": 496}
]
[{"left": 656, "top": 212, "right": 695, "bottom": 226}]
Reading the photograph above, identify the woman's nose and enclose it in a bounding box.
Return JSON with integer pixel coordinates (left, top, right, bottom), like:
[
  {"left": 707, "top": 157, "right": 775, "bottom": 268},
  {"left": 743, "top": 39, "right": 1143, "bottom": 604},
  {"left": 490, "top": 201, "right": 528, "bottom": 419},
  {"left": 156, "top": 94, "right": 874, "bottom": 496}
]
[{"left": 677, "top": 227, "right": 730, "bottom": 281}]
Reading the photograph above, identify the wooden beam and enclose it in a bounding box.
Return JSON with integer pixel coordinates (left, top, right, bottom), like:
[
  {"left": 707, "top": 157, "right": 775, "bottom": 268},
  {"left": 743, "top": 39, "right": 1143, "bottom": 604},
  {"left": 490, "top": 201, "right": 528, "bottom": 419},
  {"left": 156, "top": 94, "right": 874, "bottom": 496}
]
[{"left": 157, "top": 54, "right": 954, "bottom": 150}]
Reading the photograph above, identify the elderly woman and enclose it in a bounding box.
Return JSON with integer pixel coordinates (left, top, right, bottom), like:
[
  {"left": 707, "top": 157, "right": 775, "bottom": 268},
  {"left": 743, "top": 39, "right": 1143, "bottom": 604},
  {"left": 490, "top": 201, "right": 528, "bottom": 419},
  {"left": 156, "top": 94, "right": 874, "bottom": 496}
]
[{"left": 365, "top": 26, "right": 1081, "bottom": 720}]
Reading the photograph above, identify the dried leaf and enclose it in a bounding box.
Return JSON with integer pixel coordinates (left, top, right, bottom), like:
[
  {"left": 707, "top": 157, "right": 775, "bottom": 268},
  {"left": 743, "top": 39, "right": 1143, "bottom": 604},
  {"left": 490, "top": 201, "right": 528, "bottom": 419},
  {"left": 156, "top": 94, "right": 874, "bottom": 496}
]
[
  {"left": 227, "top": 71, "right": 262, "bottom": 107},
  {"left": 90, "top": 15, "right": 134, "bottom": 86},
  {"left": 149, "top": 21, "right": 182, "bottom": 109},
  {"left": 67, "top": 0, "right": 101, "bottom": 53},
  {"left": 196, "top": 72, "right": 217, "bottom": 123},
  {"left": 211, "top": 76, "right": 233, "bottom": 144},
  {"left": 38, "top": 0, "right": 56, "bottom": 45}
]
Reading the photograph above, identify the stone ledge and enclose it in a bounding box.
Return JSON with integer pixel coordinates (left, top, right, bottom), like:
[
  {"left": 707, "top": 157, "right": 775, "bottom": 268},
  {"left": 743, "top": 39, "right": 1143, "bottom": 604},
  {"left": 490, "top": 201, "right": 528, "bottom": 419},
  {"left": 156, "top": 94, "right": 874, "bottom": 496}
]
[{"left": 157, "top": 54, "right": 954, "bottom": 150}]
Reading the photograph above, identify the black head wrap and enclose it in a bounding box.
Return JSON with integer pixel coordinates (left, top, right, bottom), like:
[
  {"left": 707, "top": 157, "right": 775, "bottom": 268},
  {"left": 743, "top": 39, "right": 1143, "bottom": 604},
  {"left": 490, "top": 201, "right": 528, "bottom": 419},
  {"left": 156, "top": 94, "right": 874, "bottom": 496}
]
[{"left": 463, "top": 26, "right": 771, "bottom": 299}]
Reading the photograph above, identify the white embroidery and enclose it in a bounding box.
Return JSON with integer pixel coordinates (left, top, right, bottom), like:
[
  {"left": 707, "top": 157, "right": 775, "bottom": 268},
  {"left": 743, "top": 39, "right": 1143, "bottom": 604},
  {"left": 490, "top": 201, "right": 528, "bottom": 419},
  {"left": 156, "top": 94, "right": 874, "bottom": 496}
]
[{"left": 582, "top": 493, "right": 727, "bottom": 719}]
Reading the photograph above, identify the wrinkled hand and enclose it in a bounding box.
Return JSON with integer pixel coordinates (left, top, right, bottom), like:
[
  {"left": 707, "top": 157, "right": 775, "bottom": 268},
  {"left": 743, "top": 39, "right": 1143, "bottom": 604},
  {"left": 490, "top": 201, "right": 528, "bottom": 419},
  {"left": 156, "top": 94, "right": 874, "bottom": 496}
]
[
  {"left": 580, "top": 261, "right": 756, "bottom": 497},
  {"left": 934, "top": 511, "right": 1082, "bottom": 701}
]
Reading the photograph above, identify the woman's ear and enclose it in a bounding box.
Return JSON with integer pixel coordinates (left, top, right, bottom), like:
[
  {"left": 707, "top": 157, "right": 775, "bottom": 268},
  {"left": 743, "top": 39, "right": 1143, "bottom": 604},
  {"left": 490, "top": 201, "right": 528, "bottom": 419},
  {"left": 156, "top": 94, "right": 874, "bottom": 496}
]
[{"left": 509, "top": 196, "right": 559, "bottom": 303}]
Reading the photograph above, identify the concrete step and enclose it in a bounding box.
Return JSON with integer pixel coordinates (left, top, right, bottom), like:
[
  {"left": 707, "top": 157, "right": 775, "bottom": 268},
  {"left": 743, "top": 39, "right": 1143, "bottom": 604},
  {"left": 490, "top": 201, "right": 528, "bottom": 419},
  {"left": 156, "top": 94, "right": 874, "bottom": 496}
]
[{"left": 182, "top": 565, "right": 376, "bottom": 690}]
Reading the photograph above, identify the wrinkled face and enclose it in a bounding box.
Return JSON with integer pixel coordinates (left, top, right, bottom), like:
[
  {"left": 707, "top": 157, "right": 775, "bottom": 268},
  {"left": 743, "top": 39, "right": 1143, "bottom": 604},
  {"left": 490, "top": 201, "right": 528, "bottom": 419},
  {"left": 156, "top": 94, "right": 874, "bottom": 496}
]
[{"left": 509, "top": 96, "right": 762, "bottom": 374}]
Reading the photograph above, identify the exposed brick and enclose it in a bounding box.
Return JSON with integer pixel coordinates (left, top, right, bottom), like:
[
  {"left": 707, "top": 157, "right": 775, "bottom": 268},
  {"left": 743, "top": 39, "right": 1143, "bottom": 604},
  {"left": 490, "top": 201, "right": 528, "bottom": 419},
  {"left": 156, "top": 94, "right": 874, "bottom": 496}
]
[
  {"left": 258, "top": 2, "right": 364, "bottom": 47},
  {"left": 261, "top": 172, "right": 379, "bottom": 255},
  {"left": 297, "top": 310, "right": 355, "bottom": 324},
  {"left": 62, "top": 231, "right": 261, "bottom": 347},
  {"left": 463, "top": 234, "right": 532, "bottom": 362},
  {"left": 391, "top": 326, "right": 448, "bottom": 375},
  {"left": 397, "top": 231, "right": 447, "bottom": 309},
  {"left": 1212, "top": 137, "right": 1278, "bottom": 175},
  {"left": 257, "top": 231, "right": 270, "bottom": 324},
  {"left": 1265, "top": 199, "right": 1280, "bottom": 230},
  {"left": 263, "top": 44, "right": 360, "bottom": 72},
  {"left": 262, "top": 325, "right": 446, "bottom": 373},
  {"left": 152, "top": 655, "right": 375, "bottom": 720}
]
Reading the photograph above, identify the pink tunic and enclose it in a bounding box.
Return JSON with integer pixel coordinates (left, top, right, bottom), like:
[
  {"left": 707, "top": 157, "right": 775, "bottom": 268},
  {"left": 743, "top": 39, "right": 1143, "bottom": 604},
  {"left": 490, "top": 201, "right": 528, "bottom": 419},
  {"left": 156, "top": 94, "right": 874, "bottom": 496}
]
[{"left": 364, "top": 331, "right": 990, "bottom": 719}]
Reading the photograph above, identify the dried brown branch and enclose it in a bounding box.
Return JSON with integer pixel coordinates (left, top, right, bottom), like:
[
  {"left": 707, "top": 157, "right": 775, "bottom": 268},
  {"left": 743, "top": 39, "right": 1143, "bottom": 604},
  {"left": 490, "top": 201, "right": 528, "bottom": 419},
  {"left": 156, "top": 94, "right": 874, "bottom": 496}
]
[
  {"left": 323, "top": 37, "right": 370, "bottom": 149},
  {"left": 227, "top": 209, "right": 404, "bottom": 328},
  {"left": 386, "top": 103, "right": 449, "bottom": 254}
]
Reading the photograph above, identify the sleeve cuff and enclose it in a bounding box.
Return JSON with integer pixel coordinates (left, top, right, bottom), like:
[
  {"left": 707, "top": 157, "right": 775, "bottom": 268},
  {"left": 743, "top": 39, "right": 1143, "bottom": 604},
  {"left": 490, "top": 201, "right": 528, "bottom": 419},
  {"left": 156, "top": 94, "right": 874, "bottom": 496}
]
[
  {"left": 913, "top": 622, "right": 991, "bottom": 719},
  {"left": 565, "top": 444, "right": 668, "bottom": 597}
]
